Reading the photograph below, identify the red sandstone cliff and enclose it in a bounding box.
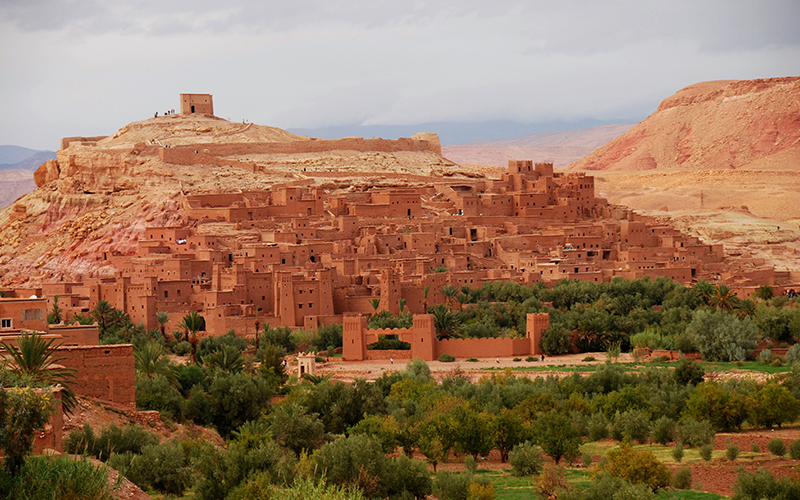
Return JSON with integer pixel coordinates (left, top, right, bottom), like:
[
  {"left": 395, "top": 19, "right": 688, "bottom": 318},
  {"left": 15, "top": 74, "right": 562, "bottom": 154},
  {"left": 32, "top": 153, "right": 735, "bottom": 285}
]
[{"left": 569, "top": 77, "right": 800, "bottom": 172}]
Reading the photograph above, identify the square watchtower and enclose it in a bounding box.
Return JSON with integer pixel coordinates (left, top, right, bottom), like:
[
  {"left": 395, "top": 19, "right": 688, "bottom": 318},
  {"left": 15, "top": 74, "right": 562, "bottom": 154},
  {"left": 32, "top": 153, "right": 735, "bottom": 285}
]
[{"left": 180, "top": 94, "right": 214, "bottom": 115}]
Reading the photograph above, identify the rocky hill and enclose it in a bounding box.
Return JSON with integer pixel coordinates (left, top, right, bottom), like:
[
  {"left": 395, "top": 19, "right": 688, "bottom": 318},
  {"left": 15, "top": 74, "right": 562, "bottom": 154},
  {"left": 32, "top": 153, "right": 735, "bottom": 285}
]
[
  {"left": 570, "top": 78, "right": 800, "bottom": 174},
  {"left": 0, "top": 114, "right": 457, "bottom": 285},
  {"left": 568, "top": 77, "right": 800, "bottom": 272}
]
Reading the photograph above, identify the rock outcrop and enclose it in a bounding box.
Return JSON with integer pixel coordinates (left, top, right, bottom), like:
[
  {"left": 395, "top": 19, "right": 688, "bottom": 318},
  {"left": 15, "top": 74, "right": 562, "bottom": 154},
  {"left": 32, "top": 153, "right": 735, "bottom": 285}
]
[
  {"left": 0, "top": 114, "right": 453, "bottom": 284},
  {"left": 570, "top": 77, "right": 800, "bottom": 172}
]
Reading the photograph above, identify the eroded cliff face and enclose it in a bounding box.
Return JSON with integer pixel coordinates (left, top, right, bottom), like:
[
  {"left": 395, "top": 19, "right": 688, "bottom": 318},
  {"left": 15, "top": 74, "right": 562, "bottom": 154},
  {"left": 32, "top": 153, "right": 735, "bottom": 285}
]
[
  {"left": 570, "top": 77, "right": 800, "bottom": 173},
  {"left": 568, "top": 77, "right": 800, "bottom": 270},
  {"left": 1, "top": 114, "right": 453, "bottom": 285}
]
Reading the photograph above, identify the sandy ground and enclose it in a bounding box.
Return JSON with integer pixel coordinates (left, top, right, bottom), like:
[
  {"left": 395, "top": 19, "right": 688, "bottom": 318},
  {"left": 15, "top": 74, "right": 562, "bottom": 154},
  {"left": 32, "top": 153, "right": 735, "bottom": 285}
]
[{"left": 319, "top": 352, "right": 628, "bottom": 383}]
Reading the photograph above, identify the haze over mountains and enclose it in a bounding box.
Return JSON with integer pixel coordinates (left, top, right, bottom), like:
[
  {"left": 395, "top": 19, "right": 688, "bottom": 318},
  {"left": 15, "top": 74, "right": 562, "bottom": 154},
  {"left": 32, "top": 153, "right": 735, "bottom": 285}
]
[
  {"left": 441, "top": 123, "right": 636, "bottom": 168},
  {"left": 0, "top": 145, "right": 56, "bottom": 209}
]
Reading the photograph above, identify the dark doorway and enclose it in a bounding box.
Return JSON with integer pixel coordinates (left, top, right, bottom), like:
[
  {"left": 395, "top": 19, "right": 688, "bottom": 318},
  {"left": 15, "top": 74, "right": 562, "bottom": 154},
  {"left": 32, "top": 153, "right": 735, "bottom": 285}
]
[{"left": 191, "top": 105, "right": 195, "bottom": 113}]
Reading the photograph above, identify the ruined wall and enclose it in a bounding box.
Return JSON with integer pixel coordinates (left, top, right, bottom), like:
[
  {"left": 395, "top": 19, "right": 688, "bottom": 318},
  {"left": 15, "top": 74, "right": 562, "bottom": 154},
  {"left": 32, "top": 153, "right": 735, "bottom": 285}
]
[
  {"left": 160, "top": 136, "right": 441, "bottom": 164},
  {"left": 48, "top": 324, "right": 100, "bottom": 346},
  {"left": 57, "top": 344, "right": 135, "bottom": 407}
]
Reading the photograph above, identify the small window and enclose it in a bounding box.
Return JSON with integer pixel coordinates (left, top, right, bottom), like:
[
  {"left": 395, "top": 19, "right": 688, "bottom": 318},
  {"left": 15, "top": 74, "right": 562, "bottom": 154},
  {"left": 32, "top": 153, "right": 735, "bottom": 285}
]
[{"left": 1, "top": 318, "right": 11, "bottom": 329}]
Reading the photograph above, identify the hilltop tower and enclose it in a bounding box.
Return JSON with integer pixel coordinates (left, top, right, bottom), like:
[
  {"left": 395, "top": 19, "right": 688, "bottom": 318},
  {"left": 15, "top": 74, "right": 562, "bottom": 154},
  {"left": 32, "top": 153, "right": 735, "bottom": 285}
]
[{"left": 180, "top": 94, "right": 214, "bottom": 115}]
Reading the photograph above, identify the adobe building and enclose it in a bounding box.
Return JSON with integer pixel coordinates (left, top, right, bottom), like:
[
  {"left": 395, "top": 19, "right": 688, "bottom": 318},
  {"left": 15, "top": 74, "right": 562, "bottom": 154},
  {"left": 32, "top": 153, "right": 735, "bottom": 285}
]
[
  {"left": 180, "top": 93, "right": 214, "bottom": 115},
  {"left": 20, "top": 158, "right": 793, "bottom": 356}
]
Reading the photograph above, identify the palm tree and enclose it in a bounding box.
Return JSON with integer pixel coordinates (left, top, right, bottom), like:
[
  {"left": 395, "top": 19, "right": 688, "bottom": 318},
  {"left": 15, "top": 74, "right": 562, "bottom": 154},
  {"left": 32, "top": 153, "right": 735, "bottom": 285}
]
[
  {"left": 693, "top": 280, "right": 715, "bottom": 305},
  {"left": 203, "top": 345, "right": 244, "bottom": 373},
  {"left": 369, "top": 298, "right": 381, "bottom": 317},
  {"left": 155, "top": 311, "right": 169, "bottom": 341},
  {"left": 430, "top": 304, "right": 460, "bottom": 340},
  {"left": 179, "top": 311, "right": 205, "bottom": 364},
  {"left": 711, "top": 284, "right": 741, "bottom": 311},
  {"left": 736, "top": 298, "right": 757, "bottom": 320},
  {"left": 134, "top": 342, "right": 179, "bottom": 387},
  {"left": 302, "top": 373, "right": 333, "bottom": 385},
  {"left": 440, "top": 284, "right": 459, "bottom": 311},
  {"left": 90, "top": 300, "right": 114, "bottom": 335},
  {"left": 398, "top": 298, "right": 406, "bottom": 313},
  {"left": 47, "top": 295, "right": 63, "bottom": 324},
  {"left": 423, "top": 286, "right": 431, "bottom": 312},
  {"left": 753, "top": 285, "right": 774, "bottom": 301},
  {"left": 0, "top": 332, "right": 78, "bottom": 413},
  {"left": 456, "top": 293, "right": 469, "bottom": 311}
]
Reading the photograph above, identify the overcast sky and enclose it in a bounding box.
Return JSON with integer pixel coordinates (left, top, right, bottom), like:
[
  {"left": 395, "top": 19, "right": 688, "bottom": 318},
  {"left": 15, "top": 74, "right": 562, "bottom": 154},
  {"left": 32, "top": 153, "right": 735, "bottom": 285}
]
[{"left": 1, "top": 0, "right": 799, "bottom": 150}]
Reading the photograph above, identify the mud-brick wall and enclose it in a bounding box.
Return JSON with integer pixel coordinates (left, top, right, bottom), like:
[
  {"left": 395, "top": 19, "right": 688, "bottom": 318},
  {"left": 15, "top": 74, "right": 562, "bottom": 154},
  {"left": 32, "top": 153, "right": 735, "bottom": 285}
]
[
  {"left": 58, "top": 344, "right": 135, "bottom": 407},
  {"left": 435, "top": 337, "right": 531, "bottom": 359}
]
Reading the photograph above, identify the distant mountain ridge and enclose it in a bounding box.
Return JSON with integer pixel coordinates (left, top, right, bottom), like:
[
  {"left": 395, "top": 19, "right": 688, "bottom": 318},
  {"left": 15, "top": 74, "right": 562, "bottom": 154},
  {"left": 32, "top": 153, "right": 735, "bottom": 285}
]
[
  {"left": 441, "top": 123, "right": 636, "bottom": 167},
  {"left": 0, "top": 150, "right": 58, "bottom": 171},
  {"left": 0, "top": 145, "right": 56, "bottom": 208}
]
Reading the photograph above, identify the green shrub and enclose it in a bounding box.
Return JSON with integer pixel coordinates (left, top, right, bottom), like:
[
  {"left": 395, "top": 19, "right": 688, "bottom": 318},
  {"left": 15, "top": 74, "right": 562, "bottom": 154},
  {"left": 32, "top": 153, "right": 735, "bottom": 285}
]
[
  {"left": 260, "top": 325, "right": 297, "bottom": 353},
  {"left": 193, "top": 440, "right": 284, "bottom": 500},
  {"left": 582, "top": 356, "right": 596, "bottom": 362},
  {"left": 673, "top": 358, "right": 705, "bottom": 385},
  {"left": 768, "top": 438, "right": 786, "bottom": 457},
  {"left": 611, "top": 410, "right": 651, "bottom": 444},
  {"left": 464, "top": 455, "right": 477, "bottom": 473},
  {"left": 650, "top": 416, "right": 675, "bottom": 445},
  {"left": 789, "top": 440, "right": 800, "bottom": 460},
  {"left": 699, "top": 444, "right": 713, "bottom": 461},
  {"left": 467, "top": 477, "right": 495, "bottom": 500},
  {"left": 439, "top": 353, "right": 456, "bottom": 362},
  {"left": 434, "top": 471, "right": 472, "bottom": 500},
  {"left": 312, "top": 435, "right": 388, "bottom": 498},
  {"left": 671, "top": 466, "right": 692, "bottom": 490},
  {"left": 686, "top": 309, "right": 757, "bottom": 362},
  {"left": 733, "top": 468, "right": 800, "bottom": 500},
  {"left": 786, "top": 344, "right": 800, "bottom": 364},
  {"left": 108, "top": 440, "right": 192, "bottom": 496},
  {"left": 525, "top": 356, "right": 537, "bottom": 362},
  {"left": 759, "top": 349, "right": 773, "bottom": 363},
  {"left": 587, "top": 412, "right": 610, "bottom": 441},
  {"left": 676, "top": 418, "right": 715, "bottom": 447},
  {"left": 751, "top": 443, "right": 760, "bottom": 453},
  {"left": 508, "top": 441, "right": 543, "bottom": 476},
  {"left": 197, "top": 330, "right": 248, "bottom": 363},
  {"left": 466, "top": 358, "right": 479, "bottom": 362},
  {"left": 513, "top": 357, "right": 522, "bottom": 362},
  {"left": 0, "top": 455, "right": 114, "bottom": 500},
  {"left": 135, "top": 374, "right": 185, "bottom": 420},
  {"left": 603, "top": 443, "right": 671, "bottom": 490},
  {"left": 313, "top": 323, "right": 344, "bottom": 351},
  {"left": 64, "top": 423, "right": 159, "bottom": 462},
  {"left": 172, "top": 341, "right": 191, "bottom": 356},
  {"left": 726, "top": 440, "right": 740, "bottom": 461},
  {"left": 582, "top": 451, "right": 594, "bottom": 469},
  {"left": 388, "top": 453, "right": 433, "bottom": 500},
  {"left": 672, "top": 442, "right": 684, "bottom": 462},
  {"left": 772, "top": 357, "right": 784, "bottom": 367},
  {"left": 541, "top": 327, "right": 572, "bottom": 355}
]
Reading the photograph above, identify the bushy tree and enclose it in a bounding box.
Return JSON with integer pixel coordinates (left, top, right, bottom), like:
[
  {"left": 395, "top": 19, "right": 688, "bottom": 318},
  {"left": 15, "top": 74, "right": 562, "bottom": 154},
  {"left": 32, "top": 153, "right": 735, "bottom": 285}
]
[
  {"left": 508, "top": 441, "right": 544, "bottom": 476},
  {"left": 268, "top": 402, "right": 326, "bottom": 455},
  {"left": 686, "top": 309, "right": 757, "bottom": 362},
  {"left": 541, "top": 327, "right": 572, "bottom": 355},
  {"left": 0, "top": 386, "right": 54, "bottom": 476},
  {"left": 750, "top": 382, "right": 800, "bottom": 428},
  {"left": 604, "top": 443, "right": 670, "bottom": 491},
  {"left": 206, "top": 371, "right": 273, "bottom": 438},
  {"left": 685, "top": 381, "right": 748, "bottom": 431},
  {"left": 533, "top": 409, "right": 581, "bottom": 464}
]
